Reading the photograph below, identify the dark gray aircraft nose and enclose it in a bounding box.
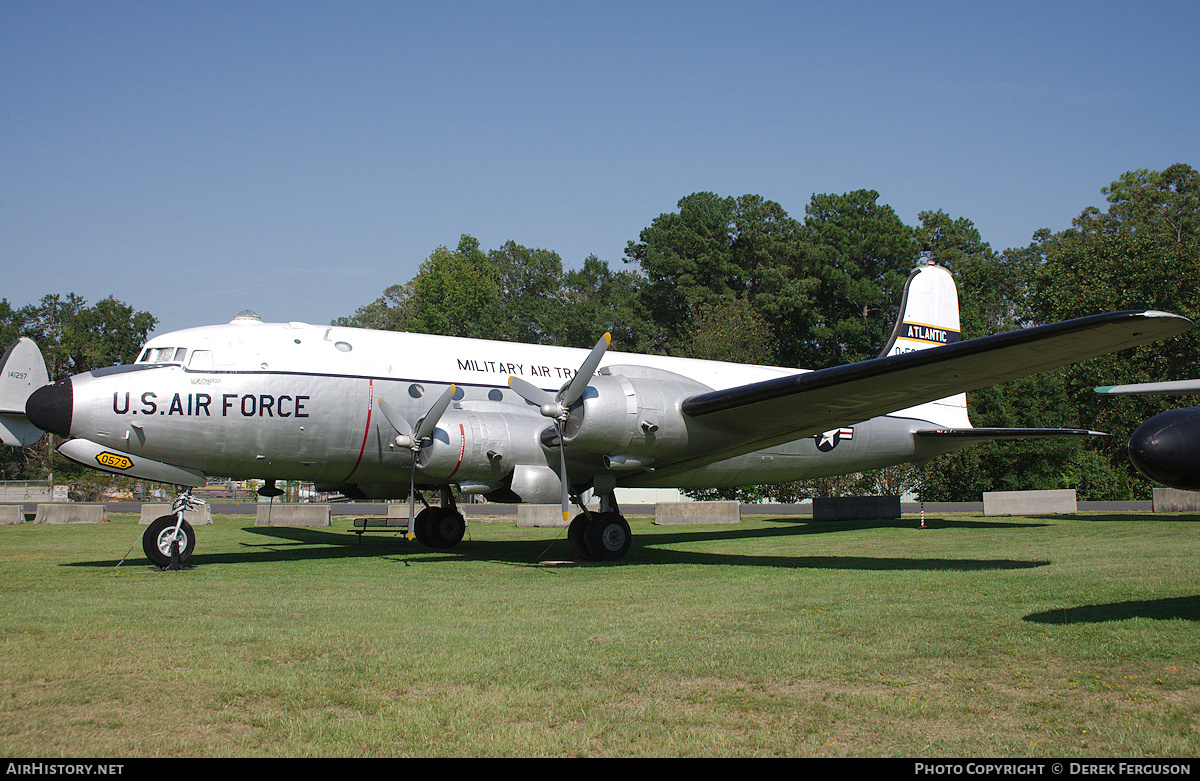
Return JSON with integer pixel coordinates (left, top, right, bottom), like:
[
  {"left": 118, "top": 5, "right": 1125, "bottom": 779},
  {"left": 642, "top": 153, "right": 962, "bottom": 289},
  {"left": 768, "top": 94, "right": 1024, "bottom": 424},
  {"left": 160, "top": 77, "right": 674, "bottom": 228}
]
[
  {"left": 25, "top": 379, "right": 73, "bottom": 437},
  {"left": 1128, "top": 406, "right": 1200, "bottom": 490}
]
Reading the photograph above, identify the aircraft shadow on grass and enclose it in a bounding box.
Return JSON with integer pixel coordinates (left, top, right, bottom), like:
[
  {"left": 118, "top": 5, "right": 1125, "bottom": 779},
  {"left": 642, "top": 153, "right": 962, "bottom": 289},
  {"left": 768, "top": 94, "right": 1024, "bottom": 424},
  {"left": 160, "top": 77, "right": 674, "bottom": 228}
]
[
  {"left": 68, "top": 515, "right": 1051, "bottom": 573},
  {"left": 60, "top": 517, "right": 1198, "bottom": 623},
  {"left": 1025, "top": 596, "right": 1200, "bottom": 624}
]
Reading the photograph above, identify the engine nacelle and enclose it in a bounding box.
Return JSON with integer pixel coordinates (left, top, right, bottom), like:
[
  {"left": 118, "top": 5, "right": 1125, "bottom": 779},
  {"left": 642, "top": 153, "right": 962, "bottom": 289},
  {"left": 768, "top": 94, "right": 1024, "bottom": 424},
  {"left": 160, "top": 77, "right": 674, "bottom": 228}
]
[
  {"left": 415, "top": 407, "right": 546, "bottom": 482},
  {"left": 561, "top": 365, "right": 714, "bottom": 458},
  {"left": 1128, "top": 406, "right": 1200, "bottom": 490}
]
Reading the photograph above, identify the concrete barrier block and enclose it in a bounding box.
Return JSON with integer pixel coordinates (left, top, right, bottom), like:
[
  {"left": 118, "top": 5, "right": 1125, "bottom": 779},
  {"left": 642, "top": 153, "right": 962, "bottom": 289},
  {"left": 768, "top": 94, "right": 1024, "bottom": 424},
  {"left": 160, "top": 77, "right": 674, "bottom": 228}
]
[
  {"left": 1152, "top": 487, "right": 1200, "bottom": 513},
  {"left": 138, "top": 503, "right": 214, "bottom": 525},
  {"left": 812, "top": 496, "right": 901, "bottom": 521},
  {"left": 0, "top": 505, "right": 27, "bottom": 525},
  {"left": 254, "top": 504, "right": 332, "bottom": 527},
  {"left": 983, "top": 489, "right": 1077, "bottom": 516},
  {"left": 517, "top": 504, "right": 571, "bottom": 527},
  {"left": 654, "top": 501, "right": 740, "bottom": 525},
  {"left": 33, "top": 504, "right": 108, "bottom": 524},
  {"left": 382, "top": 504, "right": 414, "bottom": 527}
]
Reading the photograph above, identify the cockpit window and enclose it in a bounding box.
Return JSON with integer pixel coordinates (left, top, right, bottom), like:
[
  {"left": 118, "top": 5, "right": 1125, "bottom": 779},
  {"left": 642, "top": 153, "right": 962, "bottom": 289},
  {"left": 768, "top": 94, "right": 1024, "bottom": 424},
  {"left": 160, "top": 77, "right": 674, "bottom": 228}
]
[{"left": 138, "top": 347, "right": 186, "bottom": 364}]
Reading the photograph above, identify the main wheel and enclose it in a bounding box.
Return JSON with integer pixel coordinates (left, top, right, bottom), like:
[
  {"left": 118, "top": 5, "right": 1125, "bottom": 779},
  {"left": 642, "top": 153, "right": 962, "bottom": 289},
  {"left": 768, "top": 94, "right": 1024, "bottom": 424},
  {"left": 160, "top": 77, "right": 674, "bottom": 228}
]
[
  {"left": 412, "top": 506, "right": 435, "bottom": 547},
  {"left": 583, "top": 512, "right": 631, "bottom": 562},
  {"left": 143, "top": 515, "right": 195, "bottom": 568},
  {"left": 422, "top": 507, "right": 465, "bottom": 549},
  {"left": 568, "top": 514, "right": 594, "bottom": 560}
]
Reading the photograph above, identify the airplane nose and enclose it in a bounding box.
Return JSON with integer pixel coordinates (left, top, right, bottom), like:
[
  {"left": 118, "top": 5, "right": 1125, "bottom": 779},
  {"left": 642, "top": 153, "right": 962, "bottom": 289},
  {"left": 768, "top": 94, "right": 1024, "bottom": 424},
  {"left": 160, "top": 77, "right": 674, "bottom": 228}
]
[
  {"left": 1128, "top": 406, "right": 1200, "bottom": 490},
  {"left": 25, "top": 379, "right": 73, "bottom": 437}
]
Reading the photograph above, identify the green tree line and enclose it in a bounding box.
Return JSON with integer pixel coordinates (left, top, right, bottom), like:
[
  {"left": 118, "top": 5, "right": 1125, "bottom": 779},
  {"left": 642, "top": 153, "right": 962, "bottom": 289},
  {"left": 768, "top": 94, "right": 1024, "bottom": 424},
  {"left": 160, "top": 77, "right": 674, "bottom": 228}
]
[{"left": 6, "top": 164, "right": 1197, "bottom": 501}]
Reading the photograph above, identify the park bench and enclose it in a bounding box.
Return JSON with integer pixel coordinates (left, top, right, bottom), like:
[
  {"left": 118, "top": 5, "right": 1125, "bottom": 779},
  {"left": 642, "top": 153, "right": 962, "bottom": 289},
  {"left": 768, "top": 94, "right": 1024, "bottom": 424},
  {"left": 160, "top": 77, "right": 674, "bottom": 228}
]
[{"left": 350, "top": 516, "right": 410, "bottom": 543}]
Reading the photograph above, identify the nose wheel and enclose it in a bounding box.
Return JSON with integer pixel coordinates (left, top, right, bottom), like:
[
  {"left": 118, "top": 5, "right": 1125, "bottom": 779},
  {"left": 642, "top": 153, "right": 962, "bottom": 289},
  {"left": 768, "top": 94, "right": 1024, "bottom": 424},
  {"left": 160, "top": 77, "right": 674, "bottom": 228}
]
[
  {"left": 143, "top": 514, "right": 196, "bottom": 568},
  {"left": 143, "top": 488, "right": 204, "bottom": 569}
]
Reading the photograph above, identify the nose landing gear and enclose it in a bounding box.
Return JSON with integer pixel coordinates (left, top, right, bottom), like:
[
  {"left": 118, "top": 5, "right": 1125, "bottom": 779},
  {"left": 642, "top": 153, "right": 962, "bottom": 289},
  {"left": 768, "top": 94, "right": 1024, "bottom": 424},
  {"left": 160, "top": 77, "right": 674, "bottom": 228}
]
[{"left": 143, "top": 489, "right": 205, "bottom": 569}]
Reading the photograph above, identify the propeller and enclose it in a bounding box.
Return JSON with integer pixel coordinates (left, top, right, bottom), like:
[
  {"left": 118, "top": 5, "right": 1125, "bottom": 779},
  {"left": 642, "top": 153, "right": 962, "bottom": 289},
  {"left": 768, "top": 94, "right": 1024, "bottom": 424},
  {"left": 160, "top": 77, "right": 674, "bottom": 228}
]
[
  {"left": 509, "top": 333, "right": 610, "bottom": 520},
  {"left": 378, "top": 384, "right": 457, "bottom": 538}
]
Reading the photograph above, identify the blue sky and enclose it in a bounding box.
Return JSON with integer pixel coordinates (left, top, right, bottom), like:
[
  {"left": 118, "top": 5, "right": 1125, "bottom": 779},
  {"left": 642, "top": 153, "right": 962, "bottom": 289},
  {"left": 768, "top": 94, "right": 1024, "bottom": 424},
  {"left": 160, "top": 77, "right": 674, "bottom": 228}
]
[{"left": 3, "top": 1, "right": 1197, "bottom": 338}]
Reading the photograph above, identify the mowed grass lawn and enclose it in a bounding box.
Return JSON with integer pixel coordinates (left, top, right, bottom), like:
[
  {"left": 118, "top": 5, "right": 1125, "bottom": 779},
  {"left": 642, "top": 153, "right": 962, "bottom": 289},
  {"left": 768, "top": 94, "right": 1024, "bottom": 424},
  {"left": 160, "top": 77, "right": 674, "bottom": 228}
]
[{"left": 1, "top": 509, "right": 1197, "bottom": 757}]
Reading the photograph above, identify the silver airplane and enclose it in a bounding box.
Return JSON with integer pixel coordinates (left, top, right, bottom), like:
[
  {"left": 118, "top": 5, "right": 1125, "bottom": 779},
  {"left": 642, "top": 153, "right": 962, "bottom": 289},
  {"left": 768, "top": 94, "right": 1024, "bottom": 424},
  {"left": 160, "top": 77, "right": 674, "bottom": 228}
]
[
  {"left": 1095, "top": 379, "right": 1200, "bottom": 490},
  {"left": 1, "top": 262, "right": 1191, "bottom": 566}
]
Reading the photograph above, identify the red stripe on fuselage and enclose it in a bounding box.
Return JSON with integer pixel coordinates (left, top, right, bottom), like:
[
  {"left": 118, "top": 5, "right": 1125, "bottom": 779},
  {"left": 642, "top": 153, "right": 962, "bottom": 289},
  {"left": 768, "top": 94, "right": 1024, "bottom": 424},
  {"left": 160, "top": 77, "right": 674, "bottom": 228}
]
[
  {"left": 447, "top": 423, "right": 466, "bottom": 479},
  {"left": 342, "top": 379, "right": 374, "bottom": 482}
]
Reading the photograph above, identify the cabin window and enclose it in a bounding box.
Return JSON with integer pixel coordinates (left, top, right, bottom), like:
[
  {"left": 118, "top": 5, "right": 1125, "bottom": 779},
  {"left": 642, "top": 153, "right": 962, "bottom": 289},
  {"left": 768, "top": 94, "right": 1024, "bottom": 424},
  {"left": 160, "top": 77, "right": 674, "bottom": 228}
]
[{"left": 188, "top": 350, "right": 215, "bottom": 370}]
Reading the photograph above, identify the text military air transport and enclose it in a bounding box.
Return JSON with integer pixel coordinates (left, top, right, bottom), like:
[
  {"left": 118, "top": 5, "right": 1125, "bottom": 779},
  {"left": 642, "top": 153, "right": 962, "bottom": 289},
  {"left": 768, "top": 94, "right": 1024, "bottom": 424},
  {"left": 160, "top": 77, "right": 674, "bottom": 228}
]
[{"left": 0, "top": 262, "right": 1192, "bottom": 566}]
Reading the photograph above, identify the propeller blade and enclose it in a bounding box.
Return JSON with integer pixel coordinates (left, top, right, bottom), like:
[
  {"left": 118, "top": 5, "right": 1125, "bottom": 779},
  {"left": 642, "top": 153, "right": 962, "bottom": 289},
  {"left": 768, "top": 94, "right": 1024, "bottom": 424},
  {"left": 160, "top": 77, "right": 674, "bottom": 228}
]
[
  {"left": 556, "top": 423, "right": 570, "bottom": 521},
  {"left": 509, "top": 376, "right": 559, "bottom": 416},
  {"left": 562, "top": 332, "right": 610, "bottom": 407},
  {"left": 408, "top": 468, "right": 416, "bottom": 540},
  {"left": 415, "top": 384, "right": 456, "bottom": 441},
  {"left": 377, "top": 397, "right": 413, "bottom": 438}
]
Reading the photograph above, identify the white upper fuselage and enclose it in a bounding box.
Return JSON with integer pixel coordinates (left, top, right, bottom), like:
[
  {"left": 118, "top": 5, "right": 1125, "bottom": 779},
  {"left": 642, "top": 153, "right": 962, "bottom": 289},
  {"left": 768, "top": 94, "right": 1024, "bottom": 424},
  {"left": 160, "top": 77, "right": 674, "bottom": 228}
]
[{"left": 140, "top": 313, "right": 798, "bottom": 392}]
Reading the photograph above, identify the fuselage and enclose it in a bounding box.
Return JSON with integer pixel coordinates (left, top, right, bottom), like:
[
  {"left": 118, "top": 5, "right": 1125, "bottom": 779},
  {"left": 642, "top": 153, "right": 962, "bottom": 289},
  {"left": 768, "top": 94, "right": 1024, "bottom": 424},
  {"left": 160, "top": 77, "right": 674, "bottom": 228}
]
[{"left": 27, "top": 313, "right": 973, "bottom": 499}]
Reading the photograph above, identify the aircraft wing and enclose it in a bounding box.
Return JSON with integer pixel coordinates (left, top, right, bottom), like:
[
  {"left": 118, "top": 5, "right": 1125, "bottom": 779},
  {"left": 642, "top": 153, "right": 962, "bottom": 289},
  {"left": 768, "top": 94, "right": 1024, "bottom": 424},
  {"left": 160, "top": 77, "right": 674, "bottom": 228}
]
[
  {"left": 666, "top": 310, "right": 1189, "bottom": 473},
  {"left": 914, "top": 427, "right": 1106, "bottom": 444},
  {"left": 1095, "top": 379, "right": 1200, "bottom": 395}
]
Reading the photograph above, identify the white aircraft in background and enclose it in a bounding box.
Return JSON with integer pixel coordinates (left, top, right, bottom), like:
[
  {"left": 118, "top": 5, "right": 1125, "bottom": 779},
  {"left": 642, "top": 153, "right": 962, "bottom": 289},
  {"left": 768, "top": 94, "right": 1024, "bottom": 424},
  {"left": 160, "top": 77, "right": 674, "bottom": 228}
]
[
  {"left": 1095, "top": 380, "right": 1200, "bottom": 490},
  {"left": 0, "top": 262, "right": 1191, "bottom": 566}
]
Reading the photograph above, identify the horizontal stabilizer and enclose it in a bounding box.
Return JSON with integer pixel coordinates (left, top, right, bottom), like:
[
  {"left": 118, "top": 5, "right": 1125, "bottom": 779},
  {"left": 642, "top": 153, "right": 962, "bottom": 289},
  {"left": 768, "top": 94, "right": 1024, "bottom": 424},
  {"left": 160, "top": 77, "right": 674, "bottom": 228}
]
[
  {"left": 0, "top": 414, "right": 44, "bottom": 448},
  {"left": 1095, "top": 379, "right": 1200, "bottom": 396},
  {"left": 0, "top": 337, "right": 50, "bottom": 447}
]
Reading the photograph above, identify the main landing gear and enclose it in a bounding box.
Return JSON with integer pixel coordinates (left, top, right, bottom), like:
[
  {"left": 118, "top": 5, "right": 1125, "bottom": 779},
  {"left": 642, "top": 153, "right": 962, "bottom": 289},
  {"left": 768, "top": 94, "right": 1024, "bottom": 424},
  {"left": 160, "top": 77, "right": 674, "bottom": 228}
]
[
  {"left": 566, "top": 492, "right": 631, "bottom": 562},
  {"left": 410, "top": 488, "right": 467, "bottom": 550}
]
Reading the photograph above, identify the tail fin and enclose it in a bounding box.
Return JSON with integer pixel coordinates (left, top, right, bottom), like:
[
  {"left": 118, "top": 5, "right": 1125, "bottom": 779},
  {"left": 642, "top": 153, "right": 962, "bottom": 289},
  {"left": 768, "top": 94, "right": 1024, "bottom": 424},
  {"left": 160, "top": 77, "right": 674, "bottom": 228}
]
[
  {"left": 883, "top": 264, "right": 1106, "bottom": 446},
  {"left": 879, "top": 261, "right": 962, "bottom": 358},
  {"left": 0, "top": 337, "right": 50, "bottom": 447},
  {"left": 878, "top": 262, "right": 971, "bottom": 428}
]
